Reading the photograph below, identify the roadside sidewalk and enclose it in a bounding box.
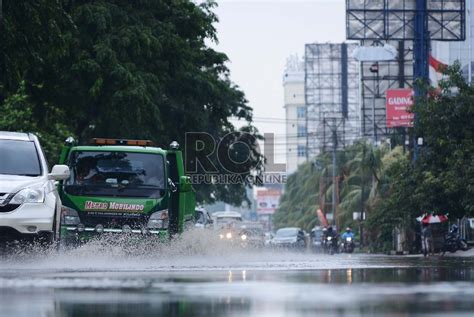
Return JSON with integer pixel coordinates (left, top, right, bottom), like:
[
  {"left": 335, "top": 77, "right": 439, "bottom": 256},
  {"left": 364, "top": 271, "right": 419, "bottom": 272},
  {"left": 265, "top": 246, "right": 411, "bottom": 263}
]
[
  {"left": 445, "top": 247, "right": 474, "bottom": 257},
  {"left": 389, "top": 247, "right": 474, "bottom": 258}
]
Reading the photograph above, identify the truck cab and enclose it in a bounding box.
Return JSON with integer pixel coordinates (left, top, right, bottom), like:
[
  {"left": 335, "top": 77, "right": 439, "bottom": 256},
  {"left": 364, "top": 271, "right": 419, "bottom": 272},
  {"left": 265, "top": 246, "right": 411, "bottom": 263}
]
[{"left": 58, "top": 138, "right": 195, "bottom": 246}]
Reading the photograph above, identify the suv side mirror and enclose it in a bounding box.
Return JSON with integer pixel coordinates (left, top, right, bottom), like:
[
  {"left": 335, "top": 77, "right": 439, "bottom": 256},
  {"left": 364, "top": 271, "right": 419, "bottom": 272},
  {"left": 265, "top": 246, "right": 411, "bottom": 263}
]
[{"left": 49, "top": 165, "right": 70, "bottom": 181}]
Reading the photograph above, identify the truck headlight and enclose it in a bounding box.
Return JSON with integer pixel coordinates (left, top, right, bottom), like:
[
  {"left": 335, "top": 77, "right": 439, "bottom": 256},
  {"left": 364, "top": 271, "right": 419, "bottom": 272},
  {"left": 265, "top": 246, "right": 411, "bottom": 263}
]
[
  {"left": 61, "top": 206, "right": 81, "bottom": 225},
  {"left": 147, "top": 209, "right": 169, "bottom": 229},
  {"left": 11, "top": 188, "right": 45, "bottom": 204}
]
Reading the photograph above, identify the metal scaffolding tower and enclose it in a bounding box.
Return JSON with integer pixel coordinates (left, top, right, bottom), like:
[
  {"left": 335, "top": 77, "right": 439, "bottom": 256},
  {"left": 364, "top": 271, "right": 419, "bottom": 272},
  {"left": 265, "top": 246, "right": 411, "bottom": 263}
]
[
  {"left": 347, "top": 0, "right": 465, "bottom": 42},
  {"left": 347, "top": 0, "right": 466, "bottom": 153},
  {"left": 304, "top": 43, "right": 360, "bottom": 157},
  {"left": 360, "top": 40, "right": 414, "bottom": 141}
]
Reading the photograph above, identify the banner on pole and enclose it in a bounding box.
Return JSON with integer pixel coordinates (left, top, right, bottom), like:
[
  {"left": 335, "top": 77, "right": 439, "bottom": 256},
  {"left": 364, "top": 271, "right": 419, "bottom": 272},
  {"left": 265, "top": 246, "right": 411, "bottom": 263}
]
[{"left": 256, "top": 189, "right": 281, "bottom": 215}]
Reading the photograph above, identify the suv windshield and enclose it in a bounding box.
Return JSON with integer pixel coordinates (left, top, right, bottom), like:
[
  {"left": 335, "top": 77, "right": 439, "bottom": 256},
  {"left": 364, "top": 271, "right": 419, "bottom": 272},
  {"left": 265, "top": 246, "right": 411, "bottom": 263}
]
[
  {"left": 216, "top": 216, "right": 242, "bottom": 226},
  {"left": 276, "top": 228, "right": 298, "bottom": 238},
  {"left": 64, "top": 151, "right": 165, "bottom": 198},
  {"left": 0, "top": 140, "right": 42, "bottom": 176}
]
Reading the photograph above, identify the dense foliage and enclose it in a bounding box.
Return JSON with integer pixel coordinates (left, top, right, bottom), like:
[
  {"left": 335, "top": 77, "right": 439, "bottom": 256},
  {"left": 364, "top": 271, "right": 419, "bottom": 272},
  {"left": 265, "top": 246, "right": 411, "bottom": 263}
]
[
  {"left": 276, "top": 66, "right": 473, "bottom": 251},
  {"left": 1, "top": 0, "right": 261, "bottom": 204},
  {"left": 274, "top": 140, "right": 391, "bottom": 233}
]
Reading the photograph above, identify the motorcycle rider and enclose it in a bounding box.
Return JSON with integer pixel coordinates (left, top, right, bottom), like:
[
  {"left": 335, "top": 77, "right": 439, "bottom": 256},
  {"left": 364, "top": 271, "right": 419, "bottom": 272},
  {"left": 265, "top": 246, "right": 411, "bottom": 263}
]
[
  {"left": 341, "top": 227, "right": 355, "bottom": 241},
  {"left": 327, "top": 226, "right": 337, "bottom": 239},
  {"left": 321, "top": 226, "right": 328, "bottom": 242},
  {"left": 449, "top": 224, "right": 458, "bottom": 235},
  {"left": 324, "top": 226, "right": 338, "bottom": 253},
  {"left": 341, "top": 227, "right": 355, "bottom": 252},
  {"left": 443, "top": 224, "right": 469, "bottom": 255}
]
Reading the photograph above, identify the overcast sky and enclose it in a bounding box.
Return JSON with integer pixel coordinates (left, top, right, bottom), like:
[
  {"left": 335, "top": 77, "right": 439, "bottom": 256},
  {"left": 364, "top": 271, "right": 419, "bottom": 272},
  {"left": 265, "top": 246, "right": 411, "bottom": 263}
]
[{"left": 211, "top": 0, "right": 346, "bottom": 161}]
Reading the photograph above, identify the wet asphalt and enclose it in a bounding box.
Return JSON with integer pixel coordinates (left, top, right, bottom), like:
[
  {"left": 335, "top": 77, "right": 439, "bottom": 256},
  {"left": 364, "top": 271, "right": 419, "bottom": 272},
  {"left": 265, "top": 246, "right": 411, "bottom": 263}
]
[{"left": 0, "top": 232, "right": 473, "bottom": 317}]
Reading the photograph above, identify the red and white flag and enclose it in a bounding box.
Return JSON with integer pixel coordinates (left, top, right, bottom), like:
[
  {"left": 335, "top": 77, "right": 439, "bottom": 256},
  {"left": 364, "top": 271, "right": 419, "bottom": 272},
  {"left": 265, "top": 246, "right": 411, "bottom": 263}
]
[{"left": 429, "top": 54, "right": 448, "bottom": 88}]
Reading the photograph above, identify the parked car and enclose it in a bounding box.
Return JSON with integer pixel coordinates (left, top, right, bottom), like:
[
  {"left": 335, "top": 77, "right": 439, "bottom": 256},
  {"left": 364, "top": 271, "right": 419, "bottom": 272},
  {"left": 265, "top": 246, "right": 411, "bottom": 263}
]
[
  {"left": 270, "top": 227, "right": 306, "bottom": 249},
  {"left": 0, "top": 132, "right": 70, "bottom": 245}
]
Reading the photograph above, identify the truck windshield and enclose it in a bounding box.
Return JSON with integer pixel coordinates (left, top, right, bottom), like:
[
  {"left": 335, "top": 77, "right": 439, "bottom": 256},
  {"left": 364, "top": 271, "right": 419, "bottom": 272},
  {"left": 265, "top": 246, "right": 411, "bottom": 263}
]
[
  {"left": 64, "top": 151, "right": 165, "bottom": 198},
  {"left": 0, "top": 140, "right": 42, "bottom": 176}
]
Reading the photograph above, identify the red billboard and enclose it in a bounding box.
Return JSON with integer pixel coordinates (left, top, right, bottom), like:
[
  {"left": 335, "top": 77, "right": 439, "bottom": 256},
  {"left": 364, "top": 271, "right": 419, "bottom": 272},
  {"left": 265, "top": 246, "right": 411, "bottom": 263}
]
[{"left": 386, "top": 89, "right": 414, "bottom": 128}]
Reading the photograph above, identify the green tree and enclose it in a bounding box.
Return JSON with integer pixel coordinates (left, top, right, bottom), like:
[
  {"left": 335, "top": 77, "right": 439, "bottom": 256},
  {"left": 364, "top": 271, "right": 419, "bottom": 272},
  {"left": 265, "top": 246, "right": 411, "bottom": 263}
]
[
  {"left": 1, "top": 0, "right": 261, "bottom": 204},
  {"left": 366, "top": 65, "right": 474, "bottom": 251},
  {"left": 412, "top": 64, "right": 474, "bottom": 217}
]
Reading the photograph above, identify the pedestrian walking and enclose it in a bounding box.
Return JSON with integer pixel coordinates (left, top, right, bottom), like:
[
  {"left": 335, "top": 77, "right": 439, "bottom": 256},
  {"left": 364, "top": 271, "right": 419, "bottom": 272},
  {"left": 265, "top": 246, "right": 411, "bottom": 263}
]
[{"left": 421, "top": 223, "right": 433, "bottom": 257}]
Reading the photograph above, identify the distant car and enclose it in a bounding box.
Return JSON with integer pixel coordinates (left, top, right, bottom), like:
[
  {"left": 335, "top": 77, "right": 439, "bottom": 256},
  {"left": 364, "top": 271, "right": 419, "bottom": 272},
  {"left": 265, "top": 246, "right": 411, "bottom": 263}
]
[
  {"left": 0, "top": 132, "right": 70, "bottom": 245},
  {"left": 194, "top": 207, "right": 213, "bottom": 229},
  {"left": 264, "top": 232, "right": 274, "bottom": 246},
  {"left": 211, "top": 211, "right": 246, "bottom": 244},
  {"left": 270, "top": 227, "right": 306, "bottom": 248},
  {"left": 212, "top": 211, "right": 243, "bottom": 229},
  {"left": 239, "top": 222, "right": 265, "bottom": 247}
]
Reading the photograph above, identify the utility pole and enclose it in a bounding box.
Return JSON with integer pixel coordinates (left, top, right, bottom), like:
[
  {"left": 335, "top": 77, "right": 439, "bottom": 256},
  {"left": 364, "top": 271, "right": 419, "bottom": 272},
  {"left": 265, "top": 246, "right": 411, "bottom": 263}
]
[
  {"left": 322, "top": 117, "right": 343, "bottom": 228},
  {"left": 413, "top": 0, "right": 430, "bottom": 161},
  {"left": 360, "top": 143, "right": 366, "bottom": 246},
  {"left": 369, "top": 62, "right": 379, "bottom": 144},
  {"left": 331, "top": 119, "right": 337, "bottom": 227}
]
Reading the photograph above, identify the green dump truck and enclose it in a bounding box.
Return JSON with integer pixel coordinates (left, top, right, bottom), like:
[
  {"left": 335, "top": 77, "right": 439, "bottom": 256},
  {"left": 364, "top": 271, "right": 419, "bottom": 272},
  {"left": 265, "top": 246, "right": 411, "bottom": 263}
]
[{"left": 58, "top": 138, "right": 195, "bottom": 246}]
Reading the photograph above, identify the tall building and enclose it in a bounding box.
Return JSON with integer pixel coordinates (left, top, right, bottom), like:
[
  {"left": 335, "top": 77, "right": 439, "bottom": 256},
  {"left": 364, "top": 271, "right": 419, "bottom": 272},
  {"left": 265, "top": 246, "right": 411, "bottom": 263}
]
[
  {"left": 283, "top": 56, "right": 306, "bottom": 174},
  {"left": 432, "top": 1, "right": 474, "bottom": 83}
]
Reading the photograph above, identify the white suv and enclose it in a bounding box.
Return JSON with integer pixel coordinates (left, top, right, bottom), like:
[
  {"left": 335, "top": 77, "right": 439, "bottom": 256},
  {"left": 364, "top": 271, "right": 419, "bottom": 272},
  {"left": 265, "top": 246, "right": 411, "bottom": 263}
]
[{"left": 0, "top": 131, "right": 70, "bottom": 245}]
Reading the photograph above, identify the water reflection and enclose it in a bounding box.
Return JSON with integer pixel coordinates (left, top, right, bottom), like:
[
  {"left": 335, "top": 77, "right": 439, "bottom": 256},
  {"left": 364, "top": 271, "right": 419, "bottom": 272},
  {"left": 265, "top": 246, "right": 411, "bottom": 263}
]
[{"left": 1, "top": 265, "right": 474, "bottom": 317}]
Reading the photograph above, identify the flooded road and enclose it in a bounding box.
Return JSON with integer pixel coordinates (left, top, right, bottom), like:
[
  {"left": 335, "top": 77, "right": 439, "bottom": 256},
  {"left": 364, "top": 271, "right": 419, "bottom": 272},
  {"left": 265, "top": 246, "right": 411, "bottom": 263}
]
[{"left": 0, "top": 234, "right": 473, "bottom": 316}]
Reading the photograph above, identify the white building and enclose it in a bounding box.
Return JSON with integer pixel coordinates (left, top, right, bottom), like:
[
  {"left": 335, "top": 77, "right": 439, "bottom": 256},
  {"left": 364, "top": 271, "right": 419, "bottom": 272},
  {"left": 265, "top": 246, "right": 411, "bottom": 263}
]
[
  {"left": 432, "top": 1, "right": 474, "bottom": 83},
  {"left": 283, "top": 56, "right": 307, "bottom": 174}
]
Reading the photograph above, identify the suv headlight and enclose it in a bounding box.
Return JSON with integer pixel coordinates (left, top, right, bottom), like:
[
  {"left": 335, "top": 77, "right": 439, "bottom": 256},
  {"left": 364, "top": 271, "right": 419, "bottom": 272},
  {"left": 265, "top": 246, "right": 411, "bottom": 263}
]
[
  {"left": 11, "top": 188, "right": 45, "bottom": 204},
  {"left": 61, "top": 206, "right": 81, "bottom": 225},
  {"left": 147, "top": 209, "right": 169, "bottom": 229}
]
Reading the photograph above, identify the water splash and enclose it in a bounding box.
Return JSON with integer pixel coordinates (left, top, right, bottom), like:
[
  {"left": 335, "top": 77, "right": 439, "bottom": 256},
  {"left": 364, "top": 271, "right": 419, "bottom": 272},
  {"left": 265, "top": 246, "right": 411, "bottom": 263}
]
[{"left": 0, "top": 229, "right": 425, "bottom": 272}]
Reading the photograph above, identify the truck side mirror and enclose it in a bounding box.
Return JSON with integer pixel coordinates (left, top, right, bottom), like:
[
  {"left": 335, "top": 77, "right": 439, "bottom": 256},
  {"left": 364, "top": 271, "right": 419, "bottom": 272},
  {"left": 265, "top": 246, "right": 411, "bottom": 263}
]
[{"left": 179, "top": 176, "right": 192, "bottom": 192}]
